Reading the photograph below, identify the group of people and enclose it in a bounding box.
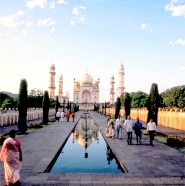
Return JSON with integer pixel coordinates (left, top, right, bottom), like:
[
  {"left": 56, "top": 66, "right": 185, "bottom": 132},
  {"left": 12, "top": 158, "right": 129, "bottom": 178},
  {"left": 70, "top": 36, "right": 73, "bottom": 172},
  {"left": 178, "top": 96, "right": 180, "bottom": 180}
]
[
  {"left": 55, "top": 111, "right": 75, "bottom": 122},
  {"left": 106, "top": 115, "right": 157, "bottom": 146}
]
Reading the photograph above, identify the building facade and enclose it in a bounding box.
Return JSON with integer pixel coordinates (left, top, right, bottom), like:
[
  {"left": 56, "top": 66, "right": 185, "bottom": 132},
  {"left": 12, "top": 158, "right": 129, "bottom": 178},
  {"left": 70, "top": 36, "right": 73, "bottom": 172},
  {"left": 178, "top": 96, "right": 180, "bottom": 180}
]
[{"left": 73, "top": 72, "right": 100, "bottom": 110}]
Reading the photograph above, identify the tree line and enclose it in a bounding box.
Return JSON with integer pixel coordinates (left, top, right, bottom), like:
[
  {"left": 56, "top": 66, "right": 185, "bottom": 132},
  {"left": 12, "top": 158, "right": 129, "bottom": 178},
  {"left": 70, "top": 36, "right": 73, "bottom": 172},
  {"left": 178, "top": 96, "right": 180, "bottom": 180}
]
[{"left": 120, "top": 85, "right": 185, "bottom": 109}]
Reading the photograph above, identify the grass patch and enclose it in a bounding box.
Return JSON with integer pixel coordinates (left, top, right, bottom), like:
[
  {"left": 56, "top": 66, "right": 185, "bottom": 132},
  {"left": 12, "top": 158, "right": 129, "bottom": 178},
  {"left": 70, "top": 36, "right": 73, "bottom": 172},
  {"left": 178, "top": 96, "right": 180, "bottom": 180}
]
[{"left": 155, "top": 135, "right": 167, "bottom": 143}]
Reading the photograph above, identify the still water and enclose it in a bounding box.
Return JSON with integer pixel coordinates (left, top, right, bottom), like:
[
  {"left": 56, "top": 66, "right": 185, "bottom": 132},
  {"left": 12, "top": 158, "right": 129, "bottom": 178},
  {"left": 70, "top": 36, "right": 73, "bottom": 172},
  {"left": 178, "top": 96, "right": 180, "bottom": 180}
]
[{"left": 50, "top": 113, "right": 124, "bottom": 173}]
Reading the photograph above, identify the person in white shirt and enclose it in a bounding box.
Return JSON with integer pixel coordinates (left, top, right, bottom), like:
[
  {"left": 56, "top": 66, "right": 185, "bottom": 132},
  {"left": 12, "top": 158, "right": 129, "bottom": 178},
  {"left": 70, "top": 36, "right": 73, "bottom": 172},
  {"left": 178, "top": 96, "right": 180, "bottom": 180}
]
[
  {"left": 147, "top": 119, "right": 157, "bottom": 146},
  {"left": 124, "top": 115, "right": 134, "bottom": 145},
  {"left": 115, "top": 115, "right": 124, "bottom": 139},
  {"left": 60, "top": 111, "right": 65, "bottom": 121},
  {"left": 56, "top": 111, "right": 61, "bottom": 121}
]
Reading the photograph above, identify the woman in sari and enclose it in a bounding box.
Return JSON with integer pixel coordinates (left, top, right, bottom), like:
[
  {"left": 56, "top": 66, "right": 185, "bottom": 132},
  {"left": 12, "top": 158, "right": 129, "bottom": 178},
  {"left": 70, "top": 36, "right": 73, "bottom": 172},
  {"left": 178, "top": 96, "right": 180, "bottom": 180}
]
[
  {"left": 106, "top": 115, "right": 114, "bottom": 137},
  {"left": 0, "top": 130, "right": 22, "bottom": 186}
]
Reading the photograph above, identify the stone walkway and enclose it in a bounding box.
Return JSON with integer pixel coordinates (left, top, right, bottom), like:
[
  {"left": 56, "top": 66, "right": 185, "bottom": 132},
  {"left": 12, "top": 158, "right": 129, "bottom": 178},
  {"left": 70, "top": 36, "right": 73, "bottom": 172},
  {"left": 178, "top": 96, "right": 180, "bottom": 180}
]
[{"left": 0, "top": 111, "right": 184, "bottom": 186}]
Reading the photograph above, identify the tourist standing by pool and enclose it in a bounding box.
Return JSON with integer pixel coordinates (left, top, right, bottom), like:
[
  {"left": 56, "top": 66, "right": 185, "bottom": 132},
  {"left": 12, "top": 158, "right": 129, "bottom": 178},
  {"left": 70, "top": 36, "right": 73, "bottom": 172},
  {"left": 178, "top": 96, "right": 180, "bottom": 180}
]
[
  {"left": 0, "top": 130, "right": 22, "bottom": 186},
  {"left": 115, "top": 115, "right": 124, "bottom": 140},
  {"left": 124, "top": 115, "right": 134, "bottom": 145},
  {"left": 106, "top": 115, "right": 114, "bottom": 137}
]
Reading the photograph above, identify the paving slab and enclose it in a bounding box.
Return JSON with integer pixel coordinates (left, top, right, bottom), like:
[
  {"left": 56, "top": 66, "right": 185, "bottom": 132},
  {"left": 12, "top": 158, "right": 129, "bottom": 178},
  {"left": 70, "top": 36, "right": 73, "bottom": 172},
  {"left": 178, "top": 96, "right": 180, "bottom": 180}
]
[{"left": 0, "top": 111, "right": 184, "bottom": 186}]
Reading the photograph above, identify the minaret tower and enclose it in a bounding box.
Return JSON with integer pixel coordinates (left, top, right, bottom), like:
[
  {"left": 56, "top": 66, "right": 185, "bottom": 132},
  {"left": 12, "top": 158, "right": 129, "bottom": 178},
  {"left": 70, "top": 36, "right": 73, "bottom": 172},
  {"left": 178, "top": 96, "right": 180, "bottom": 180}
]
[
  {"left": 48, "top": 63, "right": 56, "bottom": 99},
  {"left": 110, "top": 75, "right": 115, "bottom": 104},
  {"left": 117, "top": 63, "right": 125, "bottom": 97},
  {"left": 58, "top": 74, "right": 63, "bottom": 103}
]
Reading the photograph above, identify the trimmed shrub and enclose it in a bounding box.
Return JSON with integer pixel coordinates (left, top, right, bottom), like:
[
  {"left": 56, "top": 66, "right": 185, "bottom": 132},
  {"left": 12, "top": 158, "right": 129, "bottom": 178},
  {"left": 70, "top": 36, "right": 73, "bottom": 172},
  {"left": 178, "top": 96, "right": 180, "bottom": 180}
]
[
  {"left": 29, "top": 123, "right": 43, "bottom": 128},
  {"left": 166, "top": 135, "right": 185, "bottom": 147}
]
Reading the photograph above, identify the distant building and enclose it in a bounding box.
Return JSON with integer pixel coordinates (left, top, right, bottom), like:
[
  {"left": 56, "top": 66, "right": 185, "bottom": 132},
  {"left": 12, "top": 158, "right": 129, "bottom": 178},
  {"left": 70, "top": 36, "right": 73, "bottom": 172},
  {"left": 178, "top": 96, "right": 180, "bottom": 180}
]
[
  {"left": 116, "top": 63, "right": 125, "bottom": 98},
  {"left": 48, "top": 64, "right": 69, "bottom": 103},
  {"left": 73, "top": 72, "right": 100, "bottom": 110},
  {"left": 110, "top": 75, "right": 115, "bottom": 105}
]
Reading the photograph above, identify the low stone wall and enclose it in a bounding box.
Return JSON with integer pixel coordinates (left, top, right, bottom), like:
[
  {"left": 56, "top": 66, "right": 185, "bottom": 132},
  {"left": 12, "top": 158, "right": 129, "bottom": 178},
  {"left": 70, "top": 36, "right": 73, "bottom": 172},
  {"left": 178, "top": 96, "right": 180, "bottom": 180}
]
[
  {"left": 103, "top": 108, "right": 185, "bottom": 131},
  {"left": 0, "top": 109, "right": 55, "bottom": 126}
]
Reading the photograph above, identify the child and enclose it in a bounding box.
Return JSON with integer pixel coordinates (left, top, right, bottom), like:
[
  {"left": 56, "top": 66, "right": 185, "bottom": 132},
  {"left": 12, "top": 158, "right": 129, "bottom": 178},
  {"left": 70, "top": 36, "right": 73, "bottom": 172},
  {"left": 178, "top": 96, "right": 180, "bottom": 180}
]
[{"left": 111, "top": 127, "right": 116, "bottom": 139}]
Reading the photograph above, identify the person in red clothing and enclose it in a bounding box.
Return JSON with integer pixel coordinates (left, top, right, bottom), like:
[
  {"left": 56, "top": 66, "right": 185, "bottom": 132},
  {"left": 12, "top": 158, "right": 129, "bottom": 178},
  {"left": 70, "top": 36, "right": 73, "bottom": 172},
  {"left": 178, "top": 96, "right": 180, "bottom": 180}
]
[
  {"left": 66, "top": 111, "right": 70, "bottom": 122},
  {"left": 72, "top": 112, "right": 75, "bottom": 122}
]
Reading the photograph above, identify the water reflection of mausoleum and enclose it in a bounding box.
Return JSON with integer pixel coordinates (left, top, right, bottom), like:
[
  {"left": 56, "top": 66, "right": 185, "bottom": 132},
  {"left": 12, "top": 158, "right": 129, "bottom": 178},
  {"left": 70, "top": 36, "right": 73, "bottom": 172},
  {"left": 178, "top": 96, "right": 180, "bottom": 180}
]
[{"left": 73, "top": 114, "right": 99, "bottom": 157}]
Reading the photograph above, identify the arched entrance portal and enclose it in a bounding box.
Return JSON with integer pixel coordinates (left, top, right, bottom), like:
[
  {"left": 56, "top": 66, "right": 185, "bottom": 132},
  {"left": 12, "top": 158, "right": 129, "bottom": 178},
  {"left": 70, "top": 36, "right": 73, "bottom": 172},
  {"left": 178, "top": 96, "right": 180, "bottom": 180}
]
[{"left": 82, "top": 90, "right": 91, "bottom": 103}]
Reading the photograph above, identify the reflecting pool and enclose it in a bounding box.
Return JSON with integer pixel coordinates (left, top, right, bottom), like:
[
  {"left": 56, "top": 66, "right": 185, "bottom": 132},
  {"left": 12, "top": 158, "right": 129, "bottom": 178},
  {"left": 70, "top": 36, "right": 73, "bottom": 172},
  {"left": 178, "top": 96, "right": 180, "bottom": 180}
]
[{"left": 49, "top": 113, "right": 124, "bottom": 173}]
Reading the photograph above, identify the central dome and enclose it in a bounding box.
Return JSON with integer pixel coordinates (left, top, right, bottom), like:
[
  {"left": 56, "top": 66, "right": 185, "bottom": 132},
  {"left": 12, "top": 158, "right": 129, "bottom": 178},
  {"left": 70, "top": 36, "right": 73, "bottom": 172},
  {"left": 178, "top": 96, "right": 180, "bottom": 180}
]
[{"left": 80, "top": 73, "right": 93, "bottom": 86}]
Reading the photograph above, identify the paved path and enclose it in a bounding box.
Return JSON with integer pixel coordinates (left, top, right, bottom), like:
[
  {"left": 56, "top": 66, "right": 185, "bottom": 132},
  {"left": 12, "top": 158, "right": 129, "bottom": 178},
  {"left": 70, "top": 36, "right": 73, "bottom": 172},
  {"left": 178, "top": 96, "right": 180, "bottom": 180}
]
[{"left": 0, "top": 111, "right": 184, "bottom": 186}]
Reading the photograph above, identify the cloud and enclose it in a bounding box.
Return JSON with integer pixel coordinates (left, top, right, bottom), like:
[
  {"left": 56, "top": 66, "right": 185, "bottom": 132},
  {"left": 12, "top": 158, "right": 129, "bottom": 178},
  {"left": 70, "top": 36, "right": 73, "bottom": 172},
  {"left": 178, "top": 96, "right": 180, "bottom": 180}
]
[
  {"left": 25, "top": 0, "right": 47, "bottom": 9},
  {"left": 21, "top": 29, "right": 34, "bottom": 34},
  {"left": 70, "top": 19, "right": 75, "bottom": 26},
  {"left": 73, "top": 7, "right": 80, "bottom": 15},
  {"left": 169, "top": 41, "right": 175, "bottom": 46},
  {"left": 49, "top": 1, "right": 55, "bottom": 9},
  {"left": 165, "top": 0, "right": 185, "bottom": 16},
  {"left": 26, "top": 21, "right": 33, "bottom": 27},
  {"left": 71, "top": 5, "right": 86, "bottom": 25},
  {"left": 0, "top": 15, "right": 18, "bottom": 29},
  {"left": 176, "top": 38, "right": 185, "bottom": 45},
  {"left": 80, "top": 5, "right": 86, "bottom": 10},
  {"left": 57, "top": 0, "right": 68, "bottom": 4},
  {"left": 140, "top": 22, "right": 152, "bottom": 32},
  {"left": 141, "top": 23, "right": 148, "bottom": 29},
  {"left": 51, "top": 27, "right": 56, "bottom": 33},
  {"left": 37, "top": 18, "right": 55, "bottom": 26},
  {"left": 78, "top": 17, "right": 85, "bottom": 23},
  {"left": 16, "top": 10, "right": 24, "bottom": 16}
]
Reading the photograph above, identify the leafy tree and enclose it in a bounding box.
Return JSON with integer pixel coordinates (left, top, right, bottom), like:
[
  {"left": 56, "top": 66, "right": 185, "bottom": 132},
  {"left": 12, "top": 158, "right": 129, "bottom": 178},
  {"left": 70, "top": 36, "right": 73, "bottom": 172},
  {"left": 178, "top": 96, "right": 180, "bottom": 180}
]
[
  {"left": 178, "top": 86, "right": 185, "bottom": 108},
  {"left": 0, "top": 93, "right": 11, "bottom": 107},
  {"left": 124, "top": 93, "right": 131, "bottom": 119},
  {"left": 28, "top": 88, "right": 44, "bottom": 108},
  {"left": 161, "top": 85, "right": 185, "bottom": 108},
  {"left": 115, "top": 97, "right": 121, "bottom": 119},
  {"left": 130, "top": 91, "right": 148, "bottom": 108},
  {"left": 18, "top": 79, "right": 28, "bottom": 134},
  {"left": 42, "top": 91, "right": 50, "bottom": 124},
  {"left": 50, "top": 98, "right": 55, "bottom": 108},
  {"left": 1, "top": 98, "right": 17, "bottom": 109},
  {"left": 147, "top": 83, "right": 159, "bottom": 124}
]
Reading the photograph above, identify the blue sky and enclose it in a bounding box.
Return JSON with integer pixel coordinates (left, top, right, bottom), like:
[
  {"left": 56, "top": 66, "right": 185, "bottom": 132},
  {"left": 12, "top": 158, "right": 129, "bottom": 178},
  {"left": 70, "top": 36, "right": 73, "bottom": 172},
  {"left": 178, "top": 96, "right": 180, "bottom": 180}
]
[{"left": 0, "top": 0, "right": 184, "bottom": 102}]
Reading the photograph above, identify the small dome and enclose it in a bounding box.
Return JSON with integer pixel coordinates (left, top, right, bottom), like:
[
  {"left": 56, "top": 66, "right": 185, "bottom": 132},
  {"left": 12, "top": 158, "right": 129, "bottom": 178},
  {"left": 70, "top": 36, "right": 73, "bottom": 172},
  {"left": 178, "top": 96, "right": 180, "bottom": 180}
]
[{"left": 80, "top": 73, "right": 93, "bottom": 86}]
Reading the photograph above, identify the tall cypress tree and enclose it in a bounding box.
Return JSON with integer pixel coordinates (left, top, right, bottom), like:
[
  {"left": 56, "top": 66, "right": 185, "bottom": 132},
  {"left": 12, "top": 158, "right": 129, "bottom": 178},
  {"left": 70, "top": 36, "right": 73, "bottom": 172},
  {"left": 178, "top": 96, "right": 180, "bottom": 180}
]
[
  {"left": 147, "top": 83, "right": 159, "bottom": 125},
  {"left": 115, "top": 97, "right": 121, "bottom": 119},
  {"left": 55, "top": 95, "right": 60, "bottom": 114},
  {"left": 18, "top": 79, "right": 28, "bottom": 134},
  {"left": 42, "top": 91, "right": 50, "bottom": 124},
  {"left": 124, "top": 93, "right": 131, "bottom": 119}
]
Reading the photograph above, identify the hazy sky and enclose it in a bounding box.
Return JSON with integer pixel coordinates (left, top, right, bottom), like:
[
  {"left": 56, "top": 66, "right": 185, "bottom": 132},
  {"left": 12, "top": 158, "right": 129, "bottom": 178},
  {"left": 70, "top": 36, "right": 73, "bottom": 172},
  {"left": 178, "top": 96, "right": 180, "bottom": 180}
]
[{"left": 0, "top": 0, "right": 184, "bottom": 102}]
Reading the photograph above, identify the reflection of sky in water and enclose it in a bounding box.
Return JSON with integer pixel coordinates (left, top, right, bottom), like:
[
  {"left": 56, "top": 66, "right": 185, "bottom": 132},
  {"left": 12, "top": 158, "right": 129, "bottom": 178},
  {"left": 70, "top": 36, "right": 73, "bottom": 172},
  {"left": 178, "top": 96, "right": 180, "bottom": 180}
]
[{"left": 50, "top": 116, "right": 123, "bottom": 173}]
